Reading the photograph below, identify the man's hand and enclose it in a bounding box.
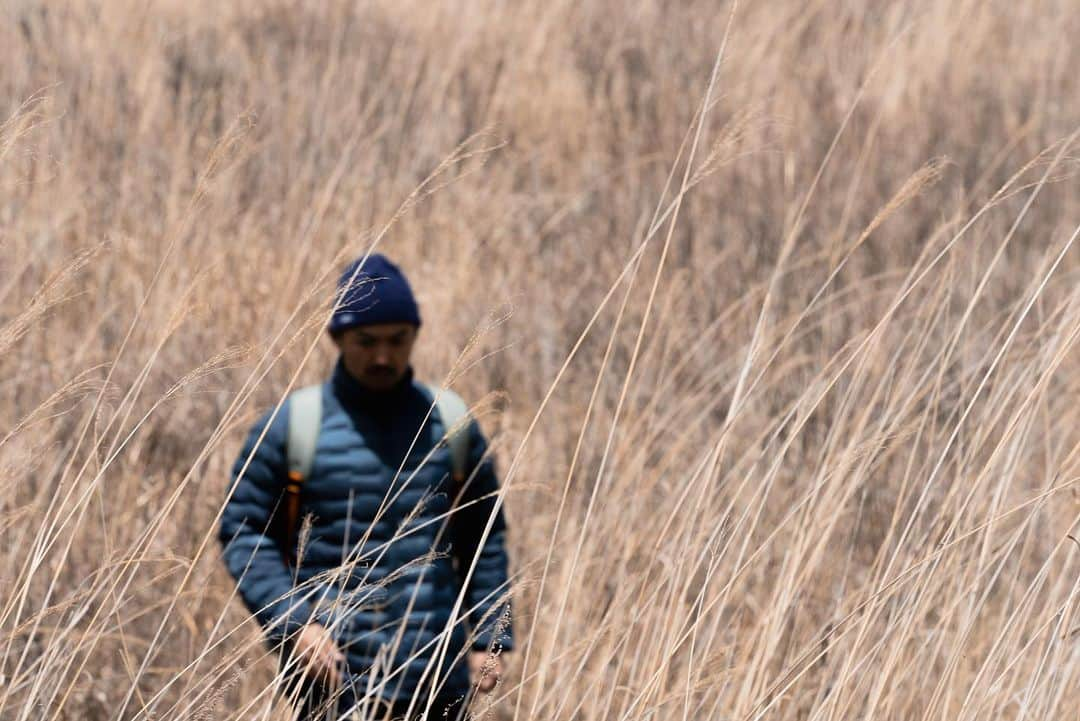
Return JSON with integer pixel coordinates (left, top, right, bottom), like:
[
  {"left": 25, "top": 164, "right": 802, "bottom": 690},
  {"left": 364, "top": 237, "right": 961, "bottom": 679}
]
[
  {"left": 293, "top": 623, "right": 345, "bottom": 686},
  {"left": 468, "top": 650, "right": 505, "bottom": 694}
]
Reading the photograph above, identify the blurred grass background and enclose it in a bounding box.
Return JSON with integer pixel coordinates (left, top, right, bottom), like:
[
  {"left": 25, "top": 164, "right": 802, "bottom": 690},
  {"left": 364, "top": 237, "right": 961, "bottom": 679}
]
[{"left": 1, "top": 1, "right": 1078, "bottom": 719}]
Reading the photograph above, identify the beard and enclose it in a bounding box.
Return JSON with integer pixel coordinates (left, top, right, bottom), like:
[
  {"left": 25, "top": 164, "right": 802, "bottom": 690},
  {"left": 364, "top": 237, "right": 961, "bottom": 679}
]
[{"left": 361, "top": 364, "right": 403, "bottom": 389}]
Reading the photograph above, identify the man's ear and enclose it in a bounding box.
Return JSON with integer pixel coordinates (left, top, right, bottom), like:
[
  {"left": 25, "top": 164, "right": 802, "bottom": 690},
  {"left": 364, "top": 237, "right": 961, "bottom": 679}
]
[{"left": 328, "top": 328, "right": 344, "bottom": 351}]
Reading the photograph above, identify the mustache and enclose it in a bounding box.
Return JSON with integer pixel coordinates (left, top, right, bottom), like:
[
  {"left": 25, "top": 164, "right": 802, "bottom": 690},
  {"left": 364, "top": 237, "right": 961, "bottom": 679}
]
[{"left": 365, "top": 365, "right": 397, "bottom": 377}]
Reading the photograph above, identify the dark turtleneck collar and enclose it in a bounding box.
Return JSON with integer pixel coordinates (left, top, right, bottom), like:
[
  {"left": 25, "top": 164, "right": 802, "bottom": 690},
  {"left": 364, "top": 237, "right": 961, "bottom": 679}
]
[{"left": 331, "top": 358, "right": 415, "bottom": 414}]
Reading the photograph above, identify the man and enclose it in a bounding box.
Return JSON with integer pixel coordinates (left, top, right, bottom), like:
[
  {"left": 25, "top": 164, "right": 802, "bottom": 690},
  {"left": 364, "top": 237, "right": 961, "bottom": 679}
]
[{"left": 219, "top": 254, "right": 513, "bottom": 720}]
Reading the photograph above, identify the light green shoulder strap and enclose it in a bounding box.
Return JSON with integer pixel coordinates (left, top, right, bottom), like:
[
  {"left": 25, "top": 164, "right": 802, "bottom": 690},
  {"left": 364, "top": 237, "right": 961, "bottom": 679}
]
[
  {"left": 423, "top": 383, "right": 471, "bottom": 483},
  {"left": 287, "top": 384, "right": 323, "bottom": 482}
]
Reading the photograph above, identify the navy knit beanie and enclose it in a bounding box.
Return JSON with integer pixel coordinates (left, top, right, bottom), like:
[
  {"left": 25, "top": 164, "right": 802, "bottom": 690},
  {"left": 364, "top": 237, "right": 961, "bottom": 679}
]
[{"left": 328, "top": 254, "right": 422, "bottom": 332}]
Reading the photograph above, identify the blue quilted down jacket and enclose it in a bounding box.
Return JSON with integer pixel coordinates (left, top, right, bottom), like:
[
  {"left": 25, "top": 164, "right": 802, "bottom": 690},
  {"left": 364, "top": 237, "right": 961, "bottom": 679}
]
[{"left": 219, "top": 360, "right": 513, "bottom": 707}]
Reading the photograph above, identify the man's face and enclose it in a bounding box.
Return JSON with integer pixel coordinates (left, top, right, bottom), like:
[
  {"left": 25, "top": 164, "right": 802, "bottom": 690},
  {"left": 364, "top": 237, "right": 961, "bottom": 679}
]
[{"left": 331, "top": 323, "right": 418, "bottom": 391}]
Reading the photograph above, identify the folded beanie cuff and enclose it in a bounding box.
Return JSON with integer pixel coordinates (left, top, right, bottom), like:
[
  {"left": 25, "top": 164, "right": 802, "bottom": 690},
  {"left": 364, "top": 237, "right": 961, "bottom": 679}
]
[{"left": 329, "top": 303, "right": 422, "bottom": 332}]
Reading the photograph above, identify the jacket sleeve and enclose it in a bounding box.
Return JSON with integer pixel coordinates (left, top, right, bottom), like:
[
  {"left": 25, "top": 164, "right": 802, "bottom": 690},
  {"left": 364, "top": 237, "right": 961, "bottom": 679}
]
[
  {"left": 218, "top": 403, "right": 315, "bottom": 646},
  {"left": 450, "top": 420, "right": 514, "bottom": 652}
]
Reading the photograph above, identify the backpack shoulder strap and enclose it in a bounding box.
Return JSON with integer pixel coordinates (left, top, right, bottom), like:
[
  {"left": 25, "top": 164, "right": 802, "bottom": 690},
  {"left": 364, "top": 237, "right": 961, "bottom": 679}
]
[
  {"left": 282, "top": 384, "right": 322, "bottom": 563},
  {"left": 422, "top": 383, "right": 471, "bottom": 483},
  {"left": 287, "top": 384, "right": 323, "bottom": 482}
]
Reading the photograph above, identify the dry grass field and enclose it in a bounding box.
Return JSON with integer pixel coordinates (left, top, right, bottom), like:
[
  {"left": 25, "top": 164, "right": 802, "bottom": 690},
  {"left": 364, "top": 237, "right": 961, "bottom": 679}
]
[{"left": 2, "top": 0, "right": 1079, "bottom": 719}]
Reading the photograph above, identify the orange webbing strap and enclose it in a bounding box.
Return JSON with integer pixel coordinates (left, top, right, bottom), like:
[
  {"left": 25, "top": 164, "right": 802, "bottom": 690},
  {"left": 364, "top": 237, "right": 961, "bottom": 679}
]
[{"left": 283, "top": 470, "right": 304, "bottom": 565}]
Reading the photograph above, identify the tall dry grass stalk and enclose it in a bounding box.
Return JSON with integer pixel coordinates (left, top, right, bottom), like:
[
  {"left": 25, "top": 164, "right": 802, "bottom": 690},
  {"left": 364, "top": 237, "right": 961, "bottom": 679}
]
[{"left": 1, "top": 1, "right": 1079, "bottom": 719}]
